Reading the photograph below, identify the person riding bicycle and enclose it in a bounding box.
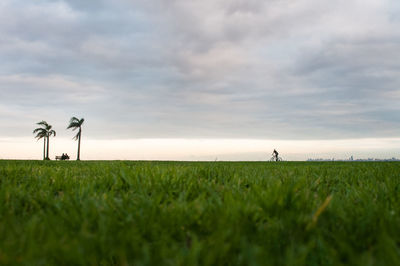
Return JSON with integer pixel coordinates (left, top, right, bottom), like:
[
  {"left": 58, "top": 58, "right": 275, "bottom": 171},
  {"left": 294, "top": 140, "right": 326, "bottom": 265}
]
[{"left": 272, "top": 149, "right": 279, "bottom": 162}]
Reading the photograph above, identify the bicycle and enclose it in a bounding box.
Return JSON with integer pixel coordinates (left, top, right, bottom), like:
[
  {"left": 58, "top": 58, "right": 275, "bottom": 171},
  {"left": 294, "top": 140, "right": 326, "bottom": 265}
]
[{"left": 270, "top": 156, "right": 282, "bottom": 162}]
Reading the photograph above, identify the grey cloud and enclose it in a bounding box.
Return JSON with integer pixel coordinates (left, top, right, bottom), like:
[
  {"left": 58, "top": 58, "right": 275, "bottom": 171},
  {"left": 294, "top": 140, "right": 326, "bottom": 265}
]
[{"left": 0, "top": 0, "right": 399, "bottom": 140}]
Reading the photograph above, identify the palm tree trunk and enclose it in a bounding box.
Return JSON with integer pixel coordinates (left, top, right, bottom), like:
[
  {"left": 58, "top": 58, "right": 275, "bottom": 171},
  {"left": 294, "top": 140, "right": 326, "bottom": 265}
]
[
  {"left": 77, "top": 131, "right": 81, "bottom": 160},
  {"left": 43, "top": 138, "right": 46, "bottom": 160},
  {"left": 46, "top": 136, "right": 50, "bottom": 160}
]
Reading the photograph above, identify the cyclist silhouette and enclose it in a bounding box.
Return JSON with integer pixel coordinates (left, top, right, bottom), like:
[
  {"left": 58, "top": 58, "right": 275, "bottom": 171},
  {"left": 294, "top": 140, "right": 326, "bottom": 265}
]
[{"left": 271, "top": 149, "right": 281, "bottom": 162}]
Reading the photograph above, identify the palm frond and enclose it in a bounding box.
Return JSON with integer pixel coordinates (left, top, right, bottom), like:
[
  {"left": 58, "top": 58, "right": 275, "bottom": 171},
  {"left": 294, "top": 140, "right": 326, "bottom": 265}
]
[
  {"left": 73, "top": 132, "right": 80, "bottom": 140},
  {"left": 34, "top": 134, "right": 46, "bottom": 140},
  {"left": 36, "top": 121, "right": 48, "bottom": 127},
  {"left": 33, "top": 128, "right": 45, "bottom": 134},
  {"left": 33, "top": 127, "right": 47, "bottom": 140},
  {"left": 49, "top": 130, "right": 56, "bottom": 137},
  {"left": 70, "top": 117, "right": 79, "bottom": 123},
  {"left": 67, "top": 122, "right": 80, "bottom": 130},
  {"left": 67, "top": 117, "right": 84, "bottom": 129},
  {"left": 34, "top": 129, "right": 47, "bottom": 140}
]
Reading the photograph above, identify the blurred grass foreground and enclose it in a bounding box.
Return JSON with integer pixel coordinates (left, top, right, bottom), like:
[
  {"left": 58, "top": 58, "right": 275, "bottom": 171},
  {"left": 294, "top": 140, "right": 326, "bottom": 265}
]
[{"left": 0, "top": 160, "right": 400, "bottom": 265}]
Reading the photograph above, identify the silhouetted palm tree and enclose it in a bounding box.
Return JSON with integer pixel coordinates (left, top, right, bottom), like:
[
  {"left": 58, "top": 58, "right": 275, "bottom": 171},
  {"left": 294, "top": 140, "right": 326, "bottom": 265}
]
[
  {"left": 33, "top": 121, "right": 47, "bottom": 160},
  {"left": 67, "top": 117, "right": 84, "bottom": 160},
  {"left": 33, "top": 121, "right": 56, "bottom": 160}
]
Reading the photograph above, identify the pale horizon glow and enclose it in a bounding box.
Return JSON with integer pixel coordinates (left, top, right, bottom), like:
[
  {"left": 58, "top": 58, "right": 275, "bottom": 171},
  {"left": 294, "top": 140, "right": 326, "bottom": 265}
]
[{"left": 1, "top": 137, "right": 399, "bottom": 161}]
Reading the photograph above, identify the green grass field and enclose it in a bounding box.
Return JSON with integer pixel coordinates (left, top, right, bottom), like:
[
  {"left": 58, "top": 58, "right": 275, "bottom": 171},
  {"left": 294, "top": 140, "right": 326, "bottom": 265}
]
[{"left": 0, "top": 160, "right": 399, "bottom": 265}]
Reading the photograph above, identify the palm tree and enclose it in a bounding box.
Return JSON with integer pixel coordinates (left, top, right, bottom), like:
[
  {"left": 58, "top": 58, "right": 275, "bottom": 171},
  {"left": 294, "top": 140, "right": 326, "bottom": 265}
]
[
  {"left": 33, "top": 121, "right": 56, "bottom": 160},
  {"left": 33, "top": 121, "right": 47, "bottom": 160},
  {"left": 67, "top": 117, "right": 84, "bottom": 160}
]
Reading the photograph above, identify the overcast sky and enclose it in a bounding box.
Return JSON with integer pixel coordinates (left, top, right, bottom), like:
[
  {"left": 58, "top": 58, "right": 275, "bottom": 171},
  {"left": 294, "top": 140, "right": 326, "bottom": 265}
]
[{"left": 1, "top": 0, "right": 399, "bottom": 159}]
